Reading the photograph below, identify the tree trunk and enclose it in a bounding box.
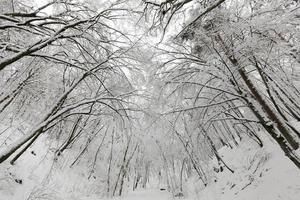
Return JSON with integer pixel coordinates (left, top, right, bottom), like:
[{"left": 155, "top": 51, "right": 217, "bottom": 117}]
[{"left": 236, "top": 63, "right": 299, "bottom": 150}]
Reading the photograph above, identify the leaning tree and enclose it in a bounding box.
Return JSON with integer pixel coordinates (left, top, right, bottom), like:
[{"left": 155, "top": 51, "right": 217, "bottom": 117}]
[{"left": 142, "top": 0, "right": 300, "bottom": 168}]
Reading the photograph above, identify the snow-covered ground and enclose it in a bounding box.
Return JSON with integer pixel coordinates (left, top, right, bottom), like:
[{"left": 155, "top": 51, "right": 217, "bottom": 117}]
[
  {"left": 185, "top": 135, "right": 300, "bottom": 200},
  {"left": 0, "top": 125, "right": 299, "bottom": 200},
  {"left": 111, "top": 189, "right": 171, "bottom": 200},
  {"left": 113, "top": 133, "right": 300, "bottom": 200}
]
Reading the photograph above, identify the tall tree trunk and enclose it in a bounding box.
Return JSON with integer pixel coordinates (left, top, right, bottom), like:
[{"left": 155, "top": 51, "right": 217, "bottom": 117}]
[
  {"left": 217, "top": 34, "right": 299, "bottom": 150},
  {"left": 107, "top": 131, "right": 114, "bottom": 195},
  {"left": 235, "top": 62, "right": 299, "bottom": 150},
  {"left": 234, "top": 83, "right": 300, "bottom": 168}
]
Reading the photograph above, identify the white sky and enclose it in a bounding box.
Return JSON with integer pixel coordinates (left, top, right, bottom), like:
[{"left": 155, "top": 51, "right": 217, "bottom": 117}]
[{"left": 35, "top": 0, "right": 53, "bottom": 14}]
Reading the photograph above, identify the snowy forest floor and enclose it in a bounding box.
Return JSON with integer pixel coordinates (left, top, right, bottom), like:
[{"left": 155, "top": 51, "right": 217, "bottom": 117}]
[
  {"left": 1, "top": 131, "right": 298, "bottom": 200},
  {"left": 112, "top": 138, "right": 300, "bottom": 200},
  {"left": 111, "top": 136, "right": 300, "bottom": 200}
]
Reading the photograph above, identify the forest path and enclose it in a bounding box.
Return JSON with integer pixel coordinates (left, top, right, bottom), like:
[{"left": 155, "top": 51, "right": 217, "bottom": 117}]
[{"left": 117, "top": 189, "right": 172, "bottom": 200}]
